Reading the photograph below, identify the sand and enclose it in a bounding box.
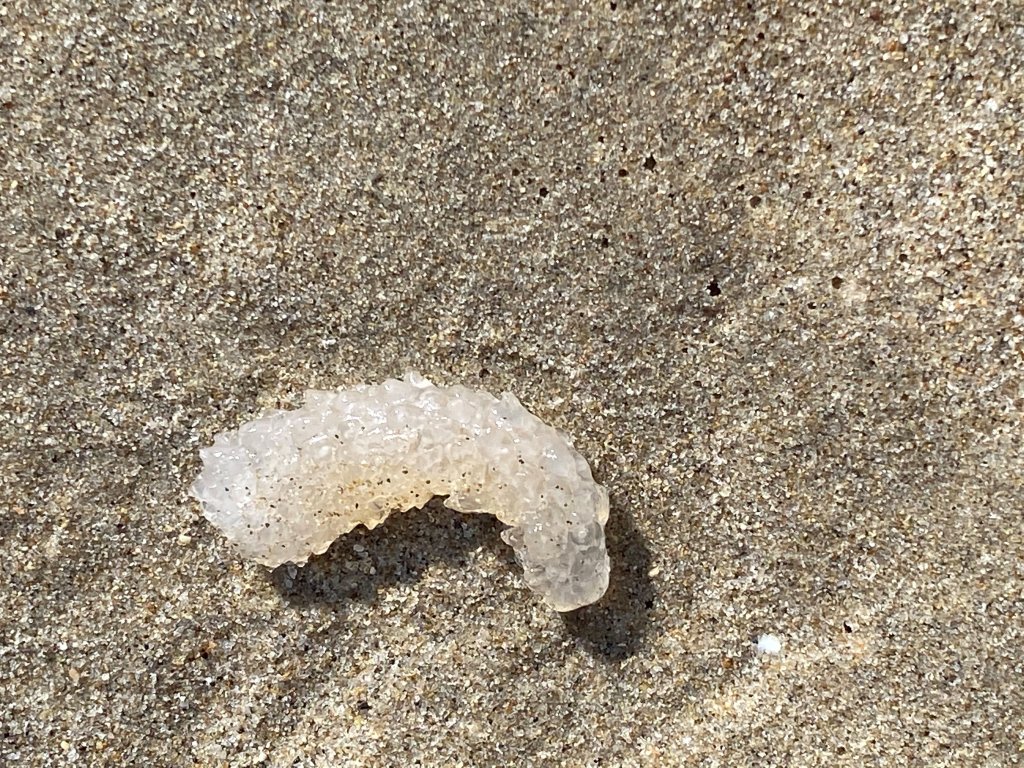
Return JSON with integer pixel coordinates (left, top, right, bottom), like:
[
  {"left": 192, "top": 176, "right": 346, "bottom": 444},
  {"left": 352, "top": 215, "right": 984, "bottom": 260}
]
[{"left": 2, "top": 1, "right": 1022, "bottom": 765}]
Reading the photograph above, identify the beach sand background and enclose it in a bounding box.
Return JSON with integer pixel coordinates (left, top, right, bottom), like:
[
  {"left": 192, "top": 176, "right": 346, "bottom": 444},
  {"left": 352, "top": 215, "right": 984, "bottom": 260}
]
[{"left": 2, "top": 1, "right": 1022, "bottom": 765}]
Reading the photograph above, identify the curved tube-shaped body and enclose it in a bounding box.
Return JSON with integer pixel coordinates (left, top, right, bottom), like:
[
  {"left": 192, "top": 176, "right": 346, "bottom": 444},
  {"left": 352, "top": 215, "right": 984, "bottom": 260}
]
[{"left": 191, "top": 373, "right": 610, "bottom": 611}]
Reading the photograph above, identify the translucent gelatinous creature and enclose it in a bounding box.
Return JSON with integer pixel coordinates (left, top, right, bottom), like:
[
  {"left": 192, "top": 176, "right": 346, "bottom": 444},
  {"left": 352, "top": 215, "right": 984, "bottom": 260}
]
[{"left": 191, "top": 373, "right": 610, "bottom": 611}]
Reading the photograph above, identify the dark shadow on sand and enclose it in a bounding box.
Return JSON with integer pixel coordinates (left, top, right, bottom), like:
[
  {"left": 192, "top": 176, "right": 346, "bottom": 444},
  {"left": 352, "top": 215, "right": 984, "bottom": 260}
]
[
  {"left": 270, "top": 497, "right": 513, "bottom": 608},
  {"left": 560, "top": 503, "right": 655, "bottom": 661},
  {"left": 272, "top": 496, "right": 655, "bottom": 662}
]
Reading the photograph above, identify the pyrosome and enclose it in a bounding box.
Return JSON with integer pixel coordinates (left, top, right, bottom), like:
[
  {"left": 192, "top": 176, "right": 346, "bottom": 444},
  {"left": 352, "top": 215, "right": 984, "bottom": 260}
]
[{"left": 191, "top": 372, "right": 611, "bottom": 611}]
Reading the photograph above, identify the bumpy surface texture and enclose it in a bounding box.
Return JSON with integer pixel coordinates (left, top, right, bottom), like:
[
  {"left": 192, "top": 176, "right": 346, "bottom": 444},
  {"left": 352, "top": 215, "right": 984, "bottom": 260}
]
[{"left": 192, "top": 373, "right": 610, "bottom": 611}]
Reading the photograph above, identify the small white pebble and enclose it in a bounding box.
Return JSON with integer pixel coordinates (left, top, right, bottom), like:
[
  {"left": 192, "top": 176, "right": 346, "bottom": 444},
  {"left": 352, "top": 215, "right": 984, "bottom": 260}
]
[
  {"left": 176, "top": 532, "right": 192, "bottom": 546},
  {"left": 756, "top": 634, "right": 782, "bottom": 655}
]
